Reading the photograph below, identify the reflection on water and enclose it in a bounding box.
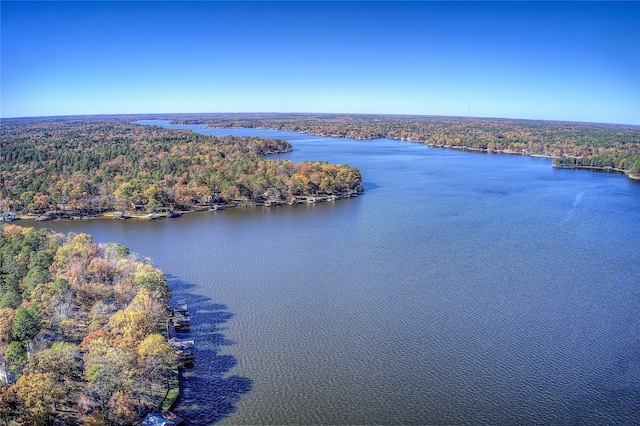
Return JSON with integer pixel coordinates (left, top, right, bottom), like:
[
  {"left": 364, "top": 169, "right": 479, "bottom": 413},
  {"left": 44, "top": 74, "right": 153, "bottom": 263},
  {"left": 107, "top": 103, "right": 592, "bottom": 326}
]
[{"left": 30, "top": 123, "right": 640, "bottom": 425}]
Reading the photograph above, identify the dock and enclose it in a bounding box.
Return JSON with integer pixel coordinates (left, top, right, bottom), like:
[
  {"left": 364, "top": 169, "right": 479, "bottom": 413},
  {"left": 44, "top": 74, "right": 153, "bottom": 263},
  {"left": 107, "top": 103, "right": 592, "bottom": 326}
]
[
  {"left": 169, "top": 302, "right": 191, "bottom": 332},
  {"left": 169, "top": 337, "right": 195, "bottom": 366}
]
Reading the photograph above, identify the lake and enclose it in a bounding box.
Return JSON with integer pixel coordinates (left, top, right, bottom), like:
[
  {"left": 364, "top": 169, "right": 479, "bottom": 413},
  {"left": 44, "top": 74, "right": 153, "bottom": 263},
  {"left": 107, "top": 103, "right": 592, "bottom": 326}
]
[{"left": 30, "top": 121, "right": 640, "bottom": 425}]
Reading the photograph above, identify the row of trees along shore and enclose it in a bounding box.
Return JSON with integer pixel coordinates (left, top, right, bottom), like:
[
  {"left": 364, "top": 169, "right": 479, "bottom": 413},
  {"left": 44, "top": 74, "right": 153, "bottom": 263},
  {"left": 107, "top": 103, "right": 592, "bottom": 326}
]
[
  {"left": 0, "top": 117, "right": 363, "bottom": 216},
  {"left": 0, "top": 224, "right": 176, "bottom": 425},
  {"left": 169, "top": 113, "right": 640, "bottom": 178}
]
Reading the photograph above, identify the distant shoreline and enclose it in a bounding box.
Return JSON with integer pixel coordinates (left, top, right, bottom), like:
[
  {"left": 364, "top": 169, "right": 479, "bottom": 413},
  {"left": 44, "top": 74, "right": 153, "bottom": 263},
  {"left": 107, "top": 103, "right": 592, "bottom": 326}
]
[
  {"left": 398, "top": 141, "right": 638, "bottom": 180},
  {"left": 199, "top": 122, "right": 640, "bottom": 181}
]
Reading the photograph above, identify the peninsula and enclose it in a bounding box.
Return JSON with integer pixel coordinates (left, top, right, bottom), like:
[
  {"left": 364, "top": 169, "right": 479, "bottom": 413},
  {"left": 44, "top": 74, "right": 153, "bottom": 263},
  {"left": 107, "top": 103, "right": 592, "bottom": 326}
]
[{"left": 0, "top": 116, "right": 363, "bottom": 219}]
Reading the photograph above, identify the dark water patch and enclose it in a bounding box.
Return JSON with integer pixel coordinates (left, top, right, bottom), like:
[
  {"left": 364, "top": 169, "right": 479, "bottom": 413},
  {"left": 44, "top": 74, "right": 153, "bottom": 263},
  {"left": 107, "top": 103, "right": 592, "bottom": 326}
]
[
  {"left": 360, "top": 181, "right": 381, "bottom": 191},
  {"left": 166, "top": 275, "right": 252, "bottom": 425}
]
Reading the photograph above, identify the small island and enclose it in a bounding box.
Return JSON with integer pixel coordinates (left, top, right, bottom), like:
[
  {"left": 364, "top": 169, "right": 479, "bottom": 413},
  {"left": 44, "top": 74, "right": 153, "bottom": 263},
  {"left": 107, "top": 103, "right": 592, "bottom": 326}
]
[{"left": 0, "top": 224, "right": 184, "bottom": 425}]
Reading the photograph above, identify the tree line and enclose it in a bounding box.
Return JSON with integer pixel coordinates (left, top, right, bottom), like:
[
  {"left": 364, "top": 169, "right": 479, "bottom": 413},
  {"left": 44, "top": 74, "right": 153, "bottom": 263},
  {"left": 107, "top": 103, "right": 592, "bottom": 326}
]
[
  {"left": 552, "top": 153, "right": 640, "bottom": 174},
  {"left": 0, "top": 224, "right": 176, "bottom": 425},
  {"left": 169, "top": 113, "right": 640, "bottom": 177},
  {"left": 0, "top": 117, "right": 363, "bottom": 215}
]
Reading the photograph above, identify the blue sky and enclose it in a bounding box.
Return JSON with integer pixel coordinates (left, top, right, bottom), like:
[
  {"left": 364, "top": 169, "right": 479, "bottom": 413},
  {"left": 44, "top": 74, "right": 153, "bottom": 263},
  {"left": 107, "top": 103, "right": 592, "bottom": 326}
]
[{"left": 2, "top": 1, "right": 639, "bottom": 125}]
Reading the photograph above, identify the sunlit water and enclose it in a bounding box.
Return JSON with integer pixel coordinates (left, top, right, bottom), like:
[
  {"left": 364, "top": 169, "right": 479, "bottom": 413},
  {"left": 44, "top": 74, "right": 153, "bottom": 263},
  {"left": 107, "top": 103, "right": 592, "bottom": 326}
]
[{"left": 30, "top": 121, "right": 640, "bottom": 425}]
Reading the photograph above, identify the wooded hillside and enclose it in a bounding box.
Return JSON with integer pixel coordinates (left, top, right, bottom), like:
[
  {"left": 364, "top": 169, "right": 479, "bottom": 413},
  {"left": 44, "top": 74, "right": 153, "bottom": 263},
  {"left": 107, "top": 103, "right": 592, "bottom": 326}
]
[{"left": 0, "top": 224, "right": 176, "bottom": 425}]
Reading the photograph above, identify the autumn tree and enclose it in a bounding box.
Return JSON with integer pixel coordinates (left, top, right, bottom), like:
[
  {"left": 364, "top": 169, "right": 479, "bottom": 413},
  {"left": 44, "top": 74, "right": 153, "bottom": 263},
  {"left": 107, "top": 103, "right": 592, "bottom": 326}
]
[
  {"left": 0, "top": 308, "right": 15, "bottom": 348},
  {"left": 0, "top": 384, "right": 19, "bottom": 425},
  {"left": 137, "top": 333, "right": 175, "bottom": 395},
  {"left": 133, "top": 263, "right": 170, "bottom": 303},
  {"left": 109, "top": 307, "right": 157, "bottom": 348},
  {"left": 13, "top": 372, "right": 60, "bottom": 425},
  {"left": 83, "top": 338, "right": 137, "bottom": 417},
  {"left": 25, "top": 342, "right": 84, "bottom": 412}
]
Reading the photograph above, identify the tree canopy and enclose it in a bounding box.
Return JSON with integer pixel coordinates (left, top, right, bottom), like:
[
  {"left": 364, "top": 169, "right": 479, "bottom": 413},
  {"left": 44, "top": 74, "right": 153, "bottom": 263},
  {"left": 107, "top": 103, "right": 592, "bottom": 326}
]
[
  {"left": 0, "top": 117, "right": 363, "bottom": 215},
  {"left": 0, "top": 224, "right": 177, "bottom": 425}
]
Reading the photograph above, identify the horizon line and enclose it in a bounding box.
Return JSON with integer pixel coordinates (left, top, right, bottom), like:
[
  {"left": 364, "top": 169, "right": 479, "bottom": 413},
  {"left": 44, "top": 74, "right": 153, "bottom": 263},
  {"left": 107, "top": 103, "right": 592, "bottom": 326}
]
[{"left": 1, "top": 111, "right": 638, "bottom": 128}]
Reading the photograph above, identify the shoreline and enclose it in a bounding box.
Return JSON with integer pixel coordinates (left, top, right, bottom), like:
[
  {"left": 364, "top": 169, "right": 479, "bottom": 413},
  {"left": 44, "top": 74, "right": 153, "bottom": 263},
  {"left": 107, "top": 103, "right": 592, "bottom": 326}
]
[
  {"left": 202, "top": 123, "right": 638, "bottom": 181},
  {"left": 7, "top": 193, "right": 361, "bottom": 223},
  {"left": 551, "top": 163, "right": 632, "bottom": 177}
]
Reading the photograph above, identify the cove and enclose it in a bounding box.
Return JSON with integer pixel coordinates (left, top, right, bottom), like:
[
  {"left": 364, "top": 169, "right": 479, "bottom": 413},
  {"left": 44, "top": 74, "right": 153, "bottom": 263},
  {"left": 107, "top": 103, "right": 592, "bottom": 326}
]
[{"left": 30, "top": 121, "right": 640, "bottom": 425}]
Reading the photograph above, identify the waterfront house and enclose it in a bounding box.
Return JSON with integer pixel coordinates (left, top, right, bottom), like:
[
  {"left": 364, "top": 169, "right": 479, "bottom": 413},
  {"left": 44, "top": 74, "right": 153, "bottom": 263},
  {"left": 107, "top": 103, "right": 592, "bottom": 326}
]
[
  {"left": 0, "top": 213, "right": 16, "bottom": 222},
  {"left": 0, "top": 361, "right": 14, "bottom": 384},
  {"left": 142, "top": 412, "right": 183, "bottom": 426}
]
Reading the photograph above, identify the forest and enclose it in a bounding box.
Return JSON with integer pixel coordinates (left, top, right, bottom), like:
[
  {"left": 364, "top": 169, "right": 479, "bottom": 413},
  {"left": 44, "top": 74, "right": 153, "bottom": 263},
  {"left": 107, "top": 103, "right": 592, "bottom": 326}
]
[
  {"left": 0, "top": 224, "right": 176, "bottom": 425},
  {"left": 0, "top": 117, "right": 363, "bottom": 216},
  {"left": 170, "top": 113, "right": 640, "bottom": 178},
  {"left": 2, "top": 113, "right": 638, "bottom": 217}
]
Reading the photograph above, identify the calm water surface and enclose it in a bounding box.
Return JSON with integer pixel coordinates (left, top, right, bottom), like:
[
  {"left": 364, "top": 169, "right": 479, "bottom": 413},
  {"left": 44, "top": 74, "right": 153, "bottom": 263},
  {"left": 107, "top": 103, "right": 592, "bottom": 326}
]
[{"left": 31, "top": 121, "right": 640, "bottom": 425}]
